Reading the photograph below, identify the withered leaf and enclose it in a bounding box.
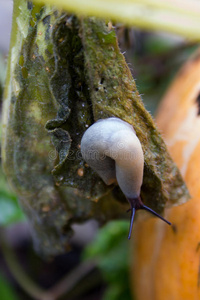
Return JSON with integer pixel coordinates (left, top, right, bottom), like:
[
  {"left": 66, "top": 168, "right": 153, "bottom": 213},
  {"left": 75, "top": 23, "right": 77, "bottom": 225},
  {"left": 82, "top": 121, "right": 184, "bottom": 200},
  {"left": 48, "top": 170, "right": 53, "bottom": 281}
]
[{"left": 2, "top": 1, "right": 189, "bottom": 256}]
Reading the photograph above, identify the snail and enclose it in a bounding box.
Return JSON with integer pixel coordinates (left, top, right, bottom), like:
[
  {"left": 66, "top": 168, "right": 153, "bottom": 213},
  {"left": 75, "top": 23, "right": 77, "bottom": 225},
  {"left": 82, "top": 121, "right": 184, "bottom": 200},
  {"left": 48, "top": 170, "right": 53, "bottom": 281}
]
[{"left": 81, "top": 117, "right": 171, "bottom": 239}]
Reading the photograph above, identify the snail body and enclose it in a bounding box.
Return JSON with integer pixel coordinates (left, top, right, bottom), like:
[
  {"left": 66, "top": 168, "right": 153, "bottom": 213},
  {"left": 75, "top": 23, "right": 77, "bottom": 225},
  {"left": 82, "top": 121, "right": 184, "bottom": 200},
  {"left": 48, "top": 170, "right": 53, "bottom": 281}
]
[{"left": 81, "top": 117, "right": 171, "bottom": 238}]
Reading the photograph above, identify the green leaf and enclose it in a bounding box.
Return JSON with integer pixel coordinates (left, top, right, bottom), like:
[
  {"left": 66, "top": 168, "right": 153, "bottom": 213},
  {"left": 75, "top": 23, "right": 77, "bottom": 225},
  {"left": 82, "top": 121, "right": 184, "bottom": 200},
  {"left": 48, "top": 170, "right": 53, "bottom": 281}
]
[
  {"left": 84, "top": 221, "right": 129, "bottom": 257},
  {"left": 0, "top": 272, "right": 19, "bottom": 300},
  {"left": 33, "top": 0, "right": 200, "bottom": 41},
  {"left": 0, "top": 192, "right": 25, "bottom": 226},
  {"left": 83, "top": 221, "right": 132, "bottom": 300},
  {"left": 0, "top": 168, "right": 25, "bottom": 226},
  {"left": 103, "top": 285, "right": 132, "bottom": 300}
]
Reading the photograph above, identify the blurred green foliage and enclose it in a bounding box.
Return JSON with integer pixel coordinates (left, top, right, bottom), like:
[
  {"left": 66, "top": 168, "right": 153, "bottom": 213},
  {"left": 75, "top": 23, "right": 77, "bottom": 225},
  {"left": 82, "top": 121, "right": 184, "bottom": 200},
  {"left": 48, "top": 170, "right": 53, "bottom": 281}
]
[
  {"left": 83, "top": 220, "right": 132, "bottom": 300},
  {"left": 0, "top": 170, "right": 25, "bottom": 226},
  {"left": 0, "top": 272, "right": 19, "bottom": 300}
]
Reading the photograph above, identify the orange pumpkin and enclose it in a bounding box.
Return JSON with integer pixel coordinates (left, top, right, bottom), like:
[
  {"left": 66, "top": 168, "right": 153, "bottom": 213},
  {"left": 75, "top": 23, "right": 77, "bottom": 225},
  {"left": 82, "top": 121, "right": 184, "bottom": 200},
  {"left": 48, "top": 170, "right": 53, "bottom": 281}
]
[{"left": 131, "top": 49, "right": 200, "bottom": 300}]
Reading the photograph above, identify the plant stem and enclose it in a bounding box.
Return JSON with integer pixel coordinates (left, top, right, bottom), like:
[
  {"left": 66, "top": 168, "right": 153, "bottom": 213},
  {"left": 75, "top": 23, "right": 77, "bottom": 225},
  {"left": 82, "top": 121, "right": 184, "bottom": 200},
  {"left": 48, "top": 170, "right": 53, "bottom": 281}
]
[
  {"left": 0, "top": 228, "right": 96, "bottom": 300},
  {"left": 32, "top": 0, "right": 200, "bottom": 41},
  {"left": 0, "top": 229, "right": 48, "bottom": 300},
  {"left": 44, "top": 260, "right": 96, "bottom": 300}
]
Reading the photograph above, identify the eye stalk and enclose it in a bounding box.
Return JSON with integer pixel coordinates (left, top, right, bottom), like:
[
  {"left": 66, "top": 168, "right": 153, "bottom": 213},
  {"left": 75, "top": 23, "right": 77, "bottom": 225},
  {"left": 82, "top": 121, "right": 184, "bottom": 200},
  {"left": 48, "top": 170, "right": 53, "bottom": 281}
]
[
  {"left": 127, "top": 196, "right": 171, "bottom": 239},
  {"left": 81, "top": 117, "right": 171, "bottom": 239}
]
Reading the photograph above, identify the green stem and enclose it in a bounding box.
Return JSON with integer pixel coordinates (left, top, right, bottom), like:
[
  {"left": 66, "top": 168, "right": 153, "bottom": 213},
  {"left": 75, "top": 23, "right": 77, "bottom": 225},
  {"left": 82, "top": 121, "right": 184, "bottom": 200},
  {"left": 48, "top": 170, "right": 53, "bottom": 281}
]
[{"left": 32, "top": 0, "right": 200, "bottom": 41}]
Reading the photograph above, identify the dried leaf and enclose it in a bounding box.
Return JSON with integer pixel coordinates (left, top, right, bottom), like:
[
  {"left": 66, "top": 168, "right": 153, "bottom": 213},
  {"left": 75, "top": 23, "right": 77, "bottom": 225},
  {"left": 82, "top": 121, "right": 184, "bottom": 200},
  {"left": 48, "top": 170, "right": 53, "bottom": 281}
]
[{"left": 2, "top": 0, "right": 189, "bottom": 256}]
